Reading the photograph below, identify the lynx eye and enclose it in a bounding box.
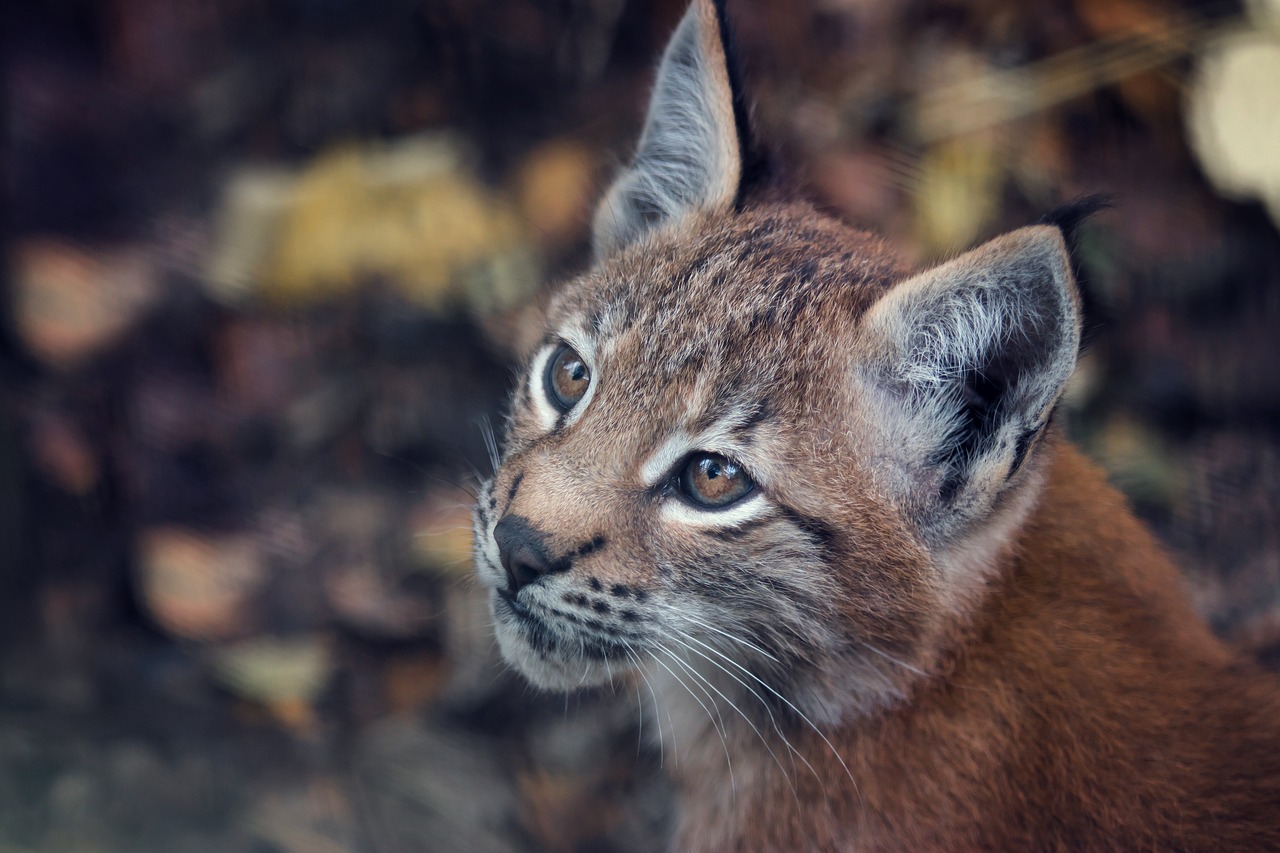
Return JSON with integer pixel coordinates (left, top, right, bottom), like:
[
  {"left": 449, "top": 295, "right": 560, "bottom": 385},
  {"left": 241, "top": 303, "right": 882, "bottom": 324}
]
[
  {"left": 679, "top": 453, "right": 754, "bottom": 509},
  {"left": 543, "top": 343, "right": 591, "bottom": 412}
]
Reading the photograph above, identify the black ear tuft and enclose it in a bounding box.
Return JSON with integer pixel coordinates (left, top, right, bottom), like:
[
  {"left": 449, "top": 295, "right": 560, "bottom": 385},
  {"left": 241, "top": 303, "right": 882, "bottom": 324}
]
[
  {"left": 1036, "top": 194, "right": 1111, "bottom": 268},
  {"left": 712, "top": 0, "right": 770, "bottom": 204},
  {"left": 1037, "top": 194, "right": 1111, "bottom": 344}
]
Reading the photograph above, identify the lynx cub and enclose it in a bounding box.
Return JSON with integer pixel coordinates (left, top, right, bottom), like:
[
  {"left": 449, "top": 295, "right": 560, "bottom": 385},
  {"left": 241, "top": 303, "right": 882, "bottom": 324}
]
[{"left": 472, "top": 1, "right": 1280, "bottom": 848}]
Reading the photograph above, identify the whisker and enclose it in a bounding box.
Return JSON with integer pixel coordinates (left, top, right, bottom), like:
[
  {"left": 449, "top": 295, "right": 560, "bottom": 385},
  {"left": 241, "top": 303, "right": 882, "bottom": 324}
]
[
  {"left": 627, "top": 641, "right": 676, "bottom": 769},
  {"left": 466, "top": 462, "right": 490, "bottom": 492},
  {"left": 675, "top": 618, "right": 860, "bottom": 797},
  {"left": 371, "top": 449, "right": 481, "bottom": 499},
  {"left": 859, "top": 640, "right": 929, "bottom": 678},
  {"left": 433, "top": 474, "right": 481, "bottom": 501},
  {"left": 678, "top": 613, "right": 781, "bottom": 665},
  {"left": 478, "top": 415, "right": 501, "bottom": 475},
  {"left": 576, "top": 633, "right": 590, "bottom": 686},
  {"left": 413, "top": 525, "right": 476, "bottom": 538},
  {"left": 660, "top": 629, "right": 802, "bottom": 804},
  {"left": 658, "top": 642, "right": 732, "bottom": 746},
  {"left": 622, "top": 647, "right": 645, "bottom": 757},
  {"left": 664, "top": 628, "right": 821, "bottom": 791},
  {"left": 623, "top": 642, "right": 665, "bottom": 766},
  {"left": 651, "top": 642, "right": 736, "bottom": 799}
]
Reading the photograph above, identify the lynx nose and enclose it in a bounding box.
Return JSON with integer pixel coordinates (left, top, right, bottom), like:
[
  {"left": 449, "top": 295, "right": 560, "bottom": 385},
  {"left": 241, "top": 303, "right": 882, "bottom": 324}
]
[{"left": 494, "top": 515, "right": 559, "bottom": 593}]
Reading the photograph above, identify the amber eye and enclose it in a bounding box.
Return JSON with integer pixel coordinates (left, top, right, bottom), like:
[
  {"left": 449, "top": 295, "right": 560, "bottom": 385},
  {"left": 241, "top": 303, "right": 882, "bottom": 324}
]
[
  {"left": 543, "top": 343, "right": 591, "bottom": 412},
  {"left": 678, "top": 452, "right": 754, "bottom": 509}
]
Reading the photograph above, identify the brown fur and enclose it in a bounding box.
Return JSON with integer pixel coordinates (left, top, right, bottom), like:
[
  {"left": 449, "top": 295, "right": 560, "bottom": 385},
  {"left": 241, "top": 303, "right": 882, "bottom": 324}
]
[
  {"left": 473, "top": 2, "right": 1280, "bottom": 849},
  {"left": 675, "top": 440, "right": 1280, "bottom": 851}
]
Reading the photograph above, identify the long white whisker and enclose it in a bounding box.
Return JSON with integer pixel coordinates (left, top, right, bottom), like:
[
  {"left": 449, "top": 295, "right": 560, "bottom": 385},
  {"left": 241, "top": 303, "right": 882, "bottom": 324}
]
[
  {"left": 675, "top": 620, "right": 859, "bottom": 795},
  {"left": 651, "top": 642, "right": 735, "bottom": 799},
  {"left": 666, "top": 627, "right": 821, "bottom": 793},
  {"left": 575, "top": 633, "right": 591, "bottom": 686},
  {"left": 661, "top": 630, "right": 801, "bottom": 804},
  {"left": 622, "top": 647, "right": 646, "bottom": 757},
  {"left": 658, "top": 641, "right": 732, "bottom": 749},
  {"left": 628, "top": 641, "right": 677, "bottom": 769},
  {"left": 678, "top": 613, "right": 781, "bottom": 664},
  {"left": 478, "top": 415, "right": 501, "bottom": 475},
  {"left": 859, "top": 640, "right": 929, "bottom": 678}
]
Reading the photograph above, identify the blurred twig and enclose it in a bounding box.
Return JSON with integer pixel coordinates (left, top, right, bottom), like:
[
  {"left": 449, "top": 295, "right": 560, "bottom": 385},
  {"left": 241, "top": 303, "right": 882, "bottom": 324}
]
[{"left": 910, "top": 10, "right": 1238, "bottom": 141}]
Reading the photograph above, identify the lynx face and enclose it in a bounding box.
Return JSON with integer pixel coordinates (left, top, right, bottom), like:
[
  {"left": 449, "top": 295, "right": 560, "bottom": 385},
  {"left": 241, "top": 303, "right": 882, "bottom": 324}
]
[
  {"left": 474, "top": 207, "right": 944, "bottom": 718},
  {"left": 474, "top": 0, "right": 1081, "bottom": 727}
]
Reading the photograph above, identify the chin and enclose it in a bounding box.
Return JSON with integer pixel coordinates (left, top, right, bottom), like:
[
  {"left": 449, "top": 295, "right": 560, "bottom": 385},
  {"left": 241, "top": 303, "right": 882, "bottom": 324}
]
[{"left": 489, "top": 591, "right": 630, "bottom": 691}]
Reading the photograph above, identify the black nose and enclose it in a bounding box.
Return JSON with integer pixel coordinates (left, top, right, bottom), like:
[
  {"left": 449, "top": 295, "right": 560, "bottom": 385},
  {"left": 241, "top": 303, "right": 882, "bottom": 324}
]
[{"left": 493, "top": 515, "right": 561, "bottom": 592}]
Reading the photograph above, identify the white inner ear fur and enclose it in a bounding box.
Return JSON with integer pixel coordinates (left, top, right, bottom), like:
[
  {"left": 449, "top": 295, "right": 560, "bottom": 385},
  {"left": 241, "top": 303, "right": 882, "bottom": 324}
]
[
  {"left": 865, "top": 226, "right": 1079, "bottom": 405},
  {"left": 591, "top": 0, "right": 741, "bottom": 258},
  {"left": 857, "top": 225, "right": 1081, "bottom": 541}
]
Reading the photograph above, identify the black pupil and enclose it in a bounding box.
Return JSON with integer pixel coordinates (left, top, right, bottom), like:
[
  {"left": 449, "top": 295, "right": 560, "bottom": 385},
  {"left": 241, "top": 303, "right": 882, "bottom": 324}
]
[{"left": 703, "top": 459, "right": 722, "bottom": 479}]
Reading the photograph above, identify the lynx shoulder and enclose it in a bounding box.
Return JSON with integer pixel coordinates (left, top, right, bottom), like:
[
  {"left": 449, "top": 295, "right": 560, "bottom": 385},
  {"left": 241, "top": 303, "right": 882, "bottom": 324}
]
[{"left": 472, "top": 1, "right": 1280, "bottom": 849}]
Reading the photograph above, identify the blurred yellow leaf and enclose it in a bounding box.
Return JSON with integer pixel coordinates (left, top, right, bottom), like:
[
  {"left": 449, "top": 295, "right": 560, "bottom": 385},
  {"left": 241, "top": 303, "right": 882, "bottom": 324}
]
[
  {"left": 913, "top": 133, "right": 1003, "bottom": 254},
  {"left": 210, "top": 635, "right": 332, "bottom": 708},
  {"left": 207, "top": 135, "right": 542, "bottom": 313},
  {"left": 408, "top": 489, "right": 477, "bottom": 576}
]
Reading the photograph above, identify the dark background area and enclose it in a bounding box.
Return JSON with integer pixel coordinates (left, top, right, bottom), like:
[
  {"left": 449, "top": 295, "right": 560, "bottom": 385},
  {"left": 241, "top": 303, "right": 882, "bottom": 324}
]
[{"left": 2, "top": 0, "right": 1278, "bottom": 849}]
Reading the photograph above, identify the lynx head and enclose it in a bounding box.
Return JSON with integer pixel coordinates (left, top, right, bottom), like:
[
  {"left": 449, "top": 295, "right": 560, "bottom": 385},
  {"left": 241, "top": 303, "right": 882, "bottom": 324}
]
[{"left": 474, "top": 0, "right": 1082, "bottom": 724}]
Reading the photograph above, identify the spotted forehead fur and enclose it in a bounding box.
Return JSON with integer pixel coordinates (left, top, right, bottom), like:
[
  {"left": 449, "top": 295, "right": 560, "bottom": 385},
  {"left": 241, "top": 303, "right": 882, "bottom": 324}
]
[{"left": 544, "top": 205, "right": 906, "bottom": 419}]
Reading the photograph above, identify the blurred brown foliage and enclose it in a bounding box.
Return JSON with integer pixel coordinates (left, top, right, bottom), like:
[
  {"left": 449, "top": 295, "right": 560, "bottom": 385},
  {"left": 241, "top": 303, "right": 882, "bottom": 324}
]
[{"left": 1, "top": 0, "right": 1278, "bottom": 850}]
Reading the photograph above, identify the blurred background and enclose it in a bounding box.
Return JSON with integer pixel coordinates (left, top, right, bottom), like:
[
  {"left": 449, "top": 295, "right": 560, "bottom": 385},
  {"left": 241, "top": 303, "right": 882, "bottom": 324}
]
[{"left": 2, "top": 0, "right": 1279, "bottom": 849}]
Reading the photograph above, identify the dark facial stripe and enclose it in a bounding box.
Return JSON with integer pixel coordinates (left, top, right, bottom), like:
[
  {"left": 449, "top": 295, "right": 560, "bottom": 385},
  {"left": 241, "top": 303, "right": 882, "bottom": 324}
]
[
  {"left": 778, "top": 506, "right": 840, "bottom": 554},
  {"left": 732, "top": 398, "right": 773, "bottom": 435},
  {"left": 669, "top": 559, "right": 817, "bottom": 660},
  {"left": 503, "top": 472, "right": 524, "bottom": 515},
  {"left": 535, "top": 606, "right": 646, "bottom": 658},
  {"left": 1008, "top": 406, "right": 1057, "bottom": 482},
  {"left": 689, "top": 387, "right": 773, "bottom": 435},
  {"left": 573, "top": 535, "right": 607, "bottom": 559},
  {"left": 1008, "top": 426, "right": 1039, "bottom": 481}
]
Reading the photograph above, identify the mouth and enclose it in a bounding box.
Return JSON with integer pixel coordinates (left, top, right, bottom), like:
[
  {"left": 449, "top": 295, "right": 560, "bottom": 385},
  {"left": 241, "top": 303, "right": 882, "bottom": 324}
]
[
  {"left": 488, "top": 586, "right": 639, "bottom": 689},
  {"left": 491, "top": 587, "right": 561, "bottom": 653},
  {"left": 494, "top": 586, "right": 525, "bottom": 615}
]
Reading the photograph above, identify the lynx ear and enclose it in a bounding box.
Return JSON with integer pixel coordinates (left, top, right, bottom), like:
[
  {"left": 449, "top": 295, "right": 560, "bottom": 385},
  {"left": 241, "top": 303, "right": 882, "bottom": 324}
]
[
  {"left": 861, "top": 226, "right": 1081, "bottom": 537},
  {"left": 592, "top": 0, "right": 748, "bottom": 259}
]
